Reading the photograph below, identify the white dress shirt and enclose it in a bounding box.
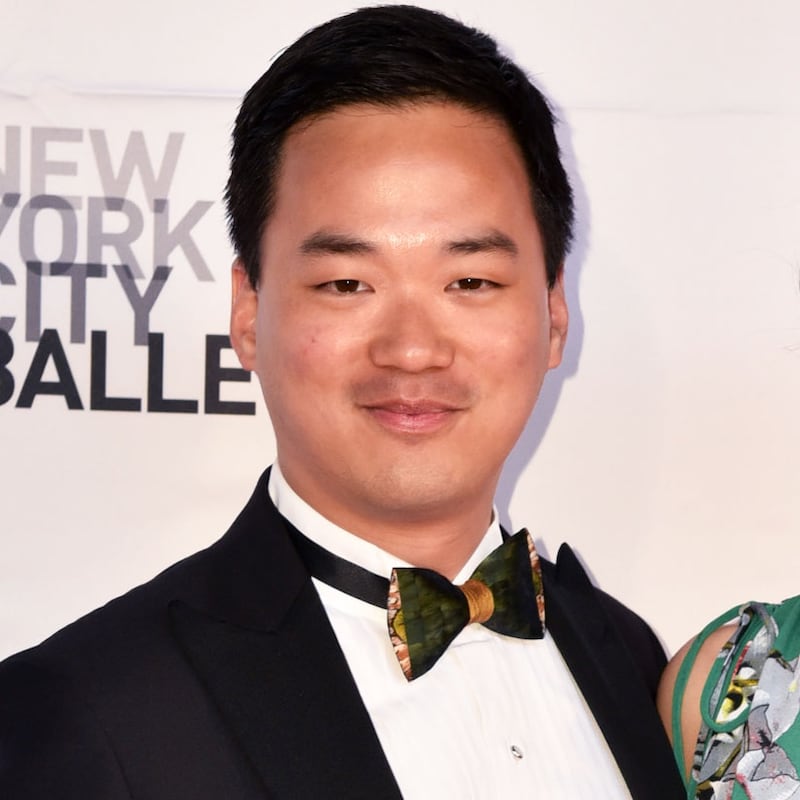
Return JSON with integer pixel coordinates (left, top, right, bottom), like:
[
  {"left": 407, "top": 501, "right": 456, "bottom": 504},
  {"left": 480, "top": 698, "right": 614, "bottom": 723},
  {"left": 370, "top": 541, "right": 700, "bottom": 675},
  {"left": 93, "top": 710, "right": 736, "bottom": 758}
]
[{"left": 269, "top": 463, "right": 630, "bottom": 799}]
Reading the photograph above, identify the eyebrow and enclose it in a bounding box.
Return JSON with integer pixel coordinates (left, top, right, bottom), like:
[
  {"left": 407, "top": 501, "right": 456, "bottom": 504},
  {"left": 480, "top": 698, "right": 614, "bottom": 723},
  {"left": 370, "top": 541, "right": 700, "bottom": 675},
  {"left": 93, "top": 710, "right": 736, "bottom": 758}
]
[
  {"left": 299, "top": 232, "right": 376, "bottom": 255},
  {"left": 298, "top": 229, "right": 519, "bottom": 257},
  {"left": 446, "top": 231, "right": 518, "bottom": 257}
]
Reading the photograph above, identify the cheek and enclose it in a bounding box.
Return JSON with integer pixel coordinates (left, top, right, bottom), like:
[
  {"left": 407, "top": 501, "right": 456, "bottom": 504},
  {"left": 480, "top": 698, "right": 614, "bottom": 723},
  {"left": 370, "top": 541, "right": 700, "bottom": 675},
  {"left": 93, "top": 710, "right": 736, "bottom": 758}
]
[
  {"left": 295, "top": 321, "right": 350, "bottom": 366},
  {"left": 481, "top": 322, "right": 552, "bottom": 417},
  {"left": 297, "top": 313, "right": 368, "bottom": 363},
  {"left": 490, "top": 320, "right": 550, "bottom": 372},
  {"left": 260, "top": 314, "right": 353, "bottom": 394}
]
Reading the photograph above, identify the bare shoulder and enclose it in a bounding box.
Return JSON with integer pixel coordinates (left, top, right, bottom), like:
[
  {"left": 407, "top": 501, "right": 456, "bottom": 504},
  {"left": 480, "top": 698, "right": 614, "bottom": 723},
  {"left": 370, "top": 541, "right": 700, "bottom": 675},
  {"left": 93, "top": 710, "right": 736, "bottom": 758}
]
[{"left": 656, "top": 624, "right": 737, "bottom": 779}]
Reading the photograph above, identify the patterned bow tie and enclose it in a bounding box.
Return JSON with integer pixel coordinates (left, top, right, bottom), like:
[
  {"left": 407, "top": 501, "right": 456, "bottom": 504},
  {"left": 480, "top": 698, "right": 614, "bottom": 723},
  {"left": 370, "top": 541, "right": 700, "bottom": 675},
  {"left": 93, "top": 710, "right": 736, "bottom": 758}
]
[
  {"left": 283, "top": 520, "right": 545, "bottom": 682},
  {"left": 387, "top": 529, "right": 545, "bottom": 681}
]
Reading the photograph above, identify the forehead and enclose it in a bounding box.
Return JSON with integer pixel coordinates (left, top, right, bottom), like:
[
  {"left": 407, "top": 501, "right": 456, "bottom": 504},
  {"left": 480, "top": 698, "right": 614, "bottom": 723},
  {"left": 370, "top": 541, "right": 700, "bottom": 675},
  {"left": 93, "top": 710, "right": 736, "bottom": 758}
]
[
  {"left": 275, "top": 101, "right": 529, "bottom": 194},
  {"left": 260, "top": 101, "right": 541, "bottom": 265}
]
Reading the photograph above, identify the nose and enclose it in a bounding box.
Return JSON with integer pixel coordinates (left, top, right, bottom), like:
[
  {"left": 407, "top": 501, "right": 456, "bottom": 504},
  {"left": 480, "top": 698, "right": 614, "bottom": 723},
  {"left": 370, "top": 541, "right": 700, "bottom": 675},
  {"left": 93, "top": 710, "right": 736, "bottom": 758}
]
[{"left": 368, "top": 294, "right": 455, "bottom": 372}]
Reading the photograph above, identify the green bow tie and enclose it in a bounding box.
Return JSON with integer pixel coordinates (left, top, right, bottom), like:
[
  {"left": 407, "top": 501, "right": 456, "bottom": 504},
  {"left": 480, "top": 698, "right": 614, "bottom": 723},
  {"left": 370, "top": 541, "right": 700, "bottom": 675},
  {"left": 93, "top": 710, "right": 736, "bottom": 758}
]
[{"left": 387, "top": 529, "right": 545, "bottom": 681}]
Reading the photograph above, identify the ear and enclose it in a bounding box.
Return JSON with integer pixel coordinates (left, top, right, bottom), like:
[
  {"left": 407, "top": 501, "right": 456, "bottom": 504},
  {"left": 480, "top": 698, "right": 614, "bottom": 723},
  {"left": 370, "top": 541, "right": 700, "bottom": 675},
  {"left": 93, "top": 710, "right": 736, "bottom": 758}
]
[
  {"left": 230, "top": 259, "right": 258, "bottom": 371},
  {"left": 546, "top": 271, "right": 568, "bottom": 369}
]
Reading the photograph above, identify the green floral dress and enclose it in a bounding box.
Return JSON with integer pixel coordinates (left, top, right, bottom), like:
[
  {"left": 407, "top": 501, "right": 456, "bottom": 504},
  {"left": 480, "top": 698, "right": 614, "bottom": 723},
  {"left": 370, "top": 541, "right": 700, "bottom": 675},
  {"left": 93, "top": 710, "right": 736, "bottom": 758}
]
[{"left": 672, "top": 595, "right": 800, "bottom": 799}]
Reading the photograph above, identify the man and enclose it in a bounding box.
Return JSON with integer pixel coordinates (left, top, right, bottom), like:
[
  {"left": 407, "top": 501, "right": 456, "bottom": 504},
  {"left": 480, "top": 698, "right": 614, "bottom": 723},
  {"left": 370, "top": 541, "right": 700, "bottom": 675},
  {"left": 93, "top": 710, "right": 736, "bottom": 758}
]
[{"left": 0, "top": 6, "right": 683, "bottom": 798}]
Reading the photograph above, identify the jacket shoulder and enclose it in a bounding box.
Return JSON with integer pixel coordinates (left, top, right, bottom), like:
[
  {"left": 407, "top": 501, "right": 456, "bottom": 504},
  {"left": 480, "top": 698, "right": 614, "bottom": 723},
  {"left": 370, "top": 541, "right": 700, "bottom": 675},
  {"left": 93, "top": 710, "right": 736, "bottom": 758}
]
[
  {"left": 541, "top": 544, "right": 666, "bottom": 697},
  {"left": 595, "top": 586, "right": 666, "bottom": 696}
]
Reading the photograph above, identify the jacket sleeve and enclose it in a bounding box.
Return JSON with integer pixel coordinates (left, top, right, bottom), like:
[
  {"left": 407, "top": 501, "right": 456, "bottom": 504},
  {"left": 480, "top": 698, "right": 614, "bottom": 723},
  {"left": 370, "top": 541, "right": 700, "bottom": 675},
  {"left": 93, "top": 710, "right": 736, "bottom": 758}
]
[{"left": 0, "top": 654, "right": 132, "bottom": 800}]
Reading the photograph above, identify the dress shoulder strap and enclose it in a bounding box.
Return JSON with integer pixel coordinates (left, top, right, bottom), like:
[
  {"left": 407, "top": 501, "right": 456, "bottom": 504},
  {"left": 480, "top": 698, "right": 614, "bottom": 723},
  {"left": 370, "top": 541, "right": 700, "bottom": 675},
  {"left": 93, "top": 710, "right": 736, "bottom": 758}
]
[{"left": 669, "top": 603, "right": 744, "bottom": 769}]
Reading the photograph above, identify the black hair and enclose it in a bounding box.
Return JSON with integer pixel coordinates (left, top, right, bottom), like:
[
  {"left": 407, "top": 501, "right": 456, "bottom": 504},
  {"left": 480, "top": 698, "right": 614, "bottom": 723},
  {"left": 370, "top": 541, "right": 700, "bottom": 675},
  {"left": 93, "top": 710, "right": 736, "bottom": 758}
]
[{"left": 226, "top": 4, "right": 574, "bottom": 288}]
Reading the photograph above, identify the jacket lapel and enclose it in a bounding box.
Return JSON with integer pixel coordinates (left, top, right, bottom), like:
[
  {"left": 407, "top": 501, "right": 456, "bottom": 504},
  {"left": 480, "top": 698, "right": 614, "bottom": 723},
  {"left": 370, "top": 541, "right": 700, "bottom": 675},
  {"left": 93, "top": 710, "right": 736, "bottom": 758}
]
[
  {"left": 543, "top": 543, "right": 684, "bottom": 800},
  {"left": 168, "top": 471, "right": 402, "bottom": 800}
]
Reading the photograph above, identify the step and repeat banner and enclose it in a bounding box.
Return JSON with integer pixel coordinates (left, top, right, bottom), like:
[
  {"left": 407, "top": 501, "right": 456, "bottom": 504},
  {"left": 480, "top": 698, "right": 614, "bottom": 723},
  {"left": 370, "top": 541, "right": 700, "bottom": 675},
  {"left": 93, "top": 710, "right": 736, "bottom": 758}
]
[{"left": 2, "top": 0, "right": 798, "bottom": 659}]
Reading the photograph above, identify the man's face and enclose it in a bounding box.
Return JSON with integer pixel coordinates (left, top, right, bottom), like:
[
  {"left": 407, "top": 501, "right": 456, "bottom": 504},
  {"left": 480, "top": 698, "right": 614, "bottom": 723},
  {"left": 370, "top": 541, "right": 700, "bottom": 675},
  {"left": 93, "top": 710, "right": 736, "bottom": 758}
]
[{"left": 231, "top": 102, "right": 567, "bottom": 540}]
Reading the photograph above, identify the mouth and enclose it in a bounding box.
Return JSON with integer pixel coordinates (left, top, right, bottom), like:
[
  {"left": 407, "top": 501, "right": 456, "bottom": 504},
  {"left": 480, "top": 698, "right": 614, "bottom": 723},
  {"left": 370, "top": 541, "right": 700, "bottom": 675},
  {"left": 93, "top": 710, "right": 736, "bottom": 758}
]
[{"left": 362, "top": 400, "right": 462, "bottom": 435}]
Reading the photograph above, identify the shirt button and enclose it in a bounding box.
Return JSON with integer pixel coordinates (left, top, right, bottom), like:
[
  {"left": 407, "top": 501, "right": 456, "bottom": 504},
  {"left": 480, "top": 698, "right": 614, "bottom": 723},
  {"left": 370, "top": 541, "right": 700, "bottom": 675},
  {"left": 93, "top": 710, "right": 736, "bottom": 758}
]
[{"left": 510, "top": 745, "right": 524, "bottom": 760}]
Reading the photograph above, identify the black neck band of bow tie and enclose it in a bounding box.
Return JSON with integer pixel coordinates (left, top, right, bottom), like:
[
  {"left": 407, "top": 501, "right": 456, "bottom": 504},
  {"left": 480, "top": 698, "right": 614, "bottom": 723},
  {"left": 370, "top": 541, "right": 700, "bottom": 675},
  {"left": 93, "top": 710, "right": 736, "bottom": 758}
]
[
  {"left": 283, "top": 517, "right": 513, "bottom": 609},
  {"left": 283, "top": 520, "right": 389, "bottom": 608}
]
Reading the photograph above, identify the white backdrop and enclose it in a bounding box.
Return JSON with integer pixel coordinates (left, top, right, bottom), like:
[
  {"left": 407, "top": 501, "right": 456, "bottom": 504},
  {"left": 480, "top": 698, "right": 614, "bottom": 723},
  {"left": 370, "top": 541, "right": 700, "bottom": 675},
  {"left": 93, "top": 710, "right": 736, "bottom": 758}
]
[{"left": 1, "top": 0, "right": 798, "bottom": 661}]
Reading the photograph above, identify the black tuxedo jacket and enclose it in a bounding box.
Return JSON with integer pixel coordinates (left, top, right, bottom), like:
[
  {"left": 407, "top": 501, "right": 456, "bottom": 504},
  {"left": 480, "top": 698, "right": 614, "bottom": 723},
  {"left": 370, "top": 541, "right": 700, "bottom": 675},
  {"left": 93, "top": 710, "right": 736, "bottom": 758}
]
[{"left": 0, "top": 471, "right": 683, "bottom": 799}]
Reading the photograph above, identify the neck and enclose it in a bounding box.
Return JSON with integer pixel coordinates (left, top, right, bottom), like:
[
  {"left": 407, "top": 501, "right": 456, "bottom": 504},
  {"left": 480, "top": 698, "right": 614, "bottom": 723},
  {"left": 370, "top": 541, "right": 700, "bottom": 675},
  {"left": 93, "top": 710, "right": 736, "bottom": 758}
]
[
  {"left": 275, "top": 465, "right": 495, "bottom": 580},
  {"left": 352, "top": 506, "right": 495, "bottom": 580}
]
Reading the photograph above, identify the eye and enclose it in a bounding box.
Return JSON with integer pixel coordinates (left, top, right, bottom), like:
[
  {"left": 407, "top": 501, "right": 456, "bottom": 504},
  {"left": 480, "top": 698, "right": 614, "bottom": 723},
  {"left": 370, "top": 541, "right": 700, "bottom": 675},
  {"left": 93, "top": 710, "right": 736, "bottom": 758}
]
[
  {"left": 447, "top": 277, "right": 499, "bottom": 292},
  {"left": 317, "top": 279, "right": 370, "bottom": 294}
]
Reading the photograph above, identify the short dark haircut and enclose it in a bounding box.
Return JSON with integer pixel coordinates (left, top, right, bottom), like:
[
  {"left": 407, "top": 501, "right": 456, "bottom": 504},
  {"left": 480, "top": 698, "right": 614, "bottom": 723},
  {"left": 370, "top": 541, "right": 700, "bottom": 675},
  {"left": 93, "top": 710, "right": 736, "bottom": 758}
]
[{"left": 226, "top": 4, "right": 574, "bottom": 289}]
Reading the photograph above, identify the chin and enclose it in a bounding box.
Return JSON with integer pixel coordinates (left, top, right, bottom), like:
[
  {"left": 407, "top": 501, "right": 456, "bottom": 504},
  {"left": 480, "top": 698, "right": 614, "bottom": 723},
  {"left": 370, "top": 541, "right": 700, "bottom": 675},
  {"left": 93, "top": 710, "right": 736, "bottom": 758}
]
[{"left": 362, "top": 462, "right": 478, "bottom": 517}]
